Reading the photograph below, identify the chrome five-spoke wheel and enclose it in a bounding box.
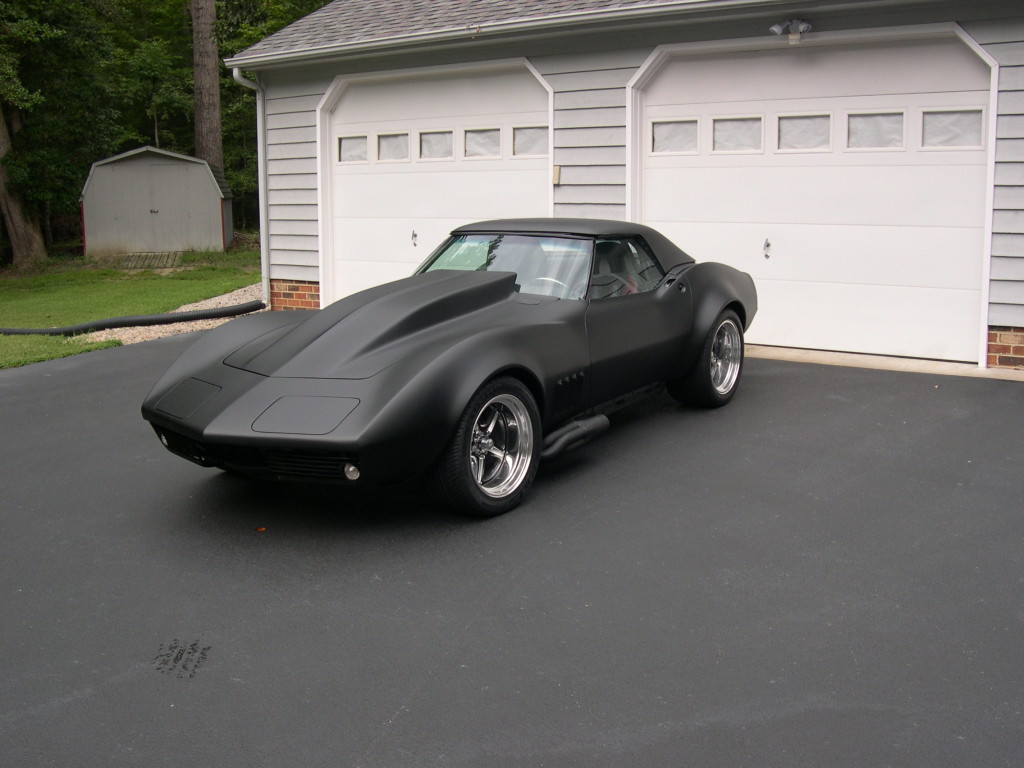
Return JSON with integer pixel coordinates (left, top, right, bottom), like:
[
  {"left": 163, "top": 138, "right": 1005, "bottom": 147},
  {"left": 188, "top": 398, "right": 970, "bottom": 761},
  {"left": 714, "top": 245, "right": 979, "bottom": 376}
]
[
  {"left": 710, "top": 317, "right": 742, "bottom": 396},
  {"left": 470, "top": 393, "right": 535, "bottom": 499},
  {"left": 667, "top": 308, "right": 745, "bottom": 408},
  {"left": 434, "top": 377, "right": 541, "bottom": 516}
]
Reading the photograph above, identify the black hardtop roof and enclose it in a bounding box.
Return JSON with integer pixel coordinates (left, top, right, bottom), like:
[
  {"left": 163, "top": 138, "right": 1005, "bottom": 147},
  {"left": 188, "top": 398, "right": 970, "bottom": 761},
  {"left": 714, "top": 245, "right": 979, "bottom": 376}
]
[{"left": 451, "top": 218, "right": 694, "bottom": 269}]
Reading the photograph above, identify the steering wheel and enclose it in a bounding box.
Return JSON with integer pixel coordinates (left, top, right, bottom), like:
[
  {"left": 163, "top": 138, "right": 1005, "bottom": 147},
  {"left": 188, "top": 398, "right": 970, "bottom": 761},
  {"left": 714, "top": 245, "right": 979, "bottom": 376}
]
[{"left": 523, "top": 277, "right": 570, "bottom": 297}]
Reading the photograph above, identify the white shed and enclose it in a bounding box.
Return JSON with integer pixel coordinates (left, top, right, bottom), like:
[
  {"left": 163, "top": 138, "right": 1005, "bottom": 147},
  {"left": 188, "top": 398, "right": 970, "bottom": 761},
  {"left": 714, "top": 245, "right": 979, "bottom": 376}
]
[{"left": 81, "top": 146, "right": 233, "bottom": 256}]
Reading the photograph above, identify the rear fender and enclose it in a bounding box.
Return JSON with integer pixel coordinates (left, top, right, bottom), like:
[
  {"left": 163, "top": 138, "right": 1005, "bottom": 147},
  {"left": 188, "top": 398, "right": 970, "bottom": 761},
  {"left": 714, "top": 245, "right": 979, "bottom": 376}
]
[{"left": 682, "top": 263, "right": 758, "bottom": 358}]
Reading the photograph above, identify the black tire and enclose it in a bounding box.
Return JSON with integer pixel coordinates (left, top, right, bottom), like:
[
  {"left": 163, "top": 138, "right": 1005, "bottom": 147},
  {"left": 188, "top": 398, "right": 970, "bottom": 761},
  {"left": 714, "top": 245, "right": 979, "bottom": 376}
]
[
  {"left": 433, "top": 377, "right": 542, "bottom": 516},
  {"left": 668, "top": 309, "right": 744, "bottom": 408}
]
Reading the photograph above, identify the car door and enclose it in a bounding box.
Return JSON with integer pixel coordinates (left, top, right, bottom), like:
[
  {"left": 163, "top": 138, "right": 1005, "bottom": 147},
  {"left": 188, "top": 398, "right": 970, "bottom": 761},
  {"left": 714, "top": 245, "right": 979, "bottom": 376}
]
[{"left": 585, "top": 237, "right": 694, "bottom": 406}]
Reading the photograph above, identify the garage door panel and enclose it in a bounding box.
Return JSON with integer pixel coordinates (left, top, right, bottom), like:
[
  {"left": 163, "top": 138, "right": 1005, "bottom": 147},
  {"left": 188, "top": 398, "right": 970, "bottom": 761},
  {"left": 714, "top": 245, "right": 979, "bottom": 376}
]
[
  {"left": 333, "top": 70, "right": 547, "bottom": 124},
  {"left": 333, "top": 218, "right": 469, "bottom": 294},
  {"left": 649, "top": 221, "right": 985, "bottom": 291},
  {"left": 645, "top": 165, "right": 987, "bottom": 228},
  {"left": 327, "top": 250, "right": 424, "bottom": 299},
  {"left": 750, "top": 280, "right": 981, "bottom": 362},
  {"left": 642, "top": 37, "right": 990, "bottom": 362},
  {"left": 334, "top": 167, "right": 547, "bottom": 218},
  {"left": 328, "top": 68, "right": 551, "bottom": 302},
  {"left": 645, "top": 40, "right": 990, "bottom": 107}
]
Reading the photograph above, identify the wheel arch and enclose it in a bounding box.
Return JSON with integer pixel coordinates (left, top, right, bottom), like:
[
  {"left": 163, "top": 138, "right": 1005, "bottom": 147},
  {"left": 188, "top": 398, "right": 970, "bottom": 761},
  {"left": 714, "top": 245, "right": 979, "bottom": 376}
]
[
  {"left": 486, "top": 365, "right": 545, "bottom": 420},
  {"left": 686, "top": 262, "right": 757, "bottom": 339}
]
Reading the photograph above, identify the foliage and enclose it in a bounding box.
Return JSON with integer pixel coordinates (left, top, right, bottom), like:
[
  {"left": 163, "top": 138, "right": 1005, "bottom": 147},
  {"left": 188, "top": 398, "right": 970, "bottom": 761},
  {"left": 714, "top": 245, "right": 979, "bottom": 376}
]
[
  {"left": 2, "top": 1, "right": 123, "bottom": 225},
  {"left": 217, "top": 0, "right": 332, "bottom": 226},
  {"left": 0, "top": 0, "right": 331, "bottom": 263}
]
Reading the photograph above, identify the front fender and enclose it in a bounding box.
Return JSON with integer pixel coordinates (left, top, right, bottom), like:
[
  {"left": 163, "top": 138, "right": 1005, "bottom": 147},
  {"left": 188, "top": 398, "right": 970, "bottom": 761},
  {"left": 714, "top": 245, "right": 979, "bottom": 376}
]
[
  {"left": 354, "top": 317, "right": 588, "bottom": 482},
  {"left": 142, "top": 310, "right": 309, "bottom": 412}
]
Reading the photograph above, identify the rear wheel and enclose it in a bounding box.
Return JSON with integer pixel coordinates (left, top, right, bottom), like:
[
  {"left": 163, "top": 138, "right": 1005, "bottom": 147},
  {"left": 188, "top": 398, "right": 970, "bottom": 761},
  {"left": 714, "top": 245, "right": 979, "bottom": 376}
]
[
  {"left": 668, "top": 309, "right": 744, "bottom": 407},
  {"left": 433, "top": 377, "right": 541, "bottom": 516}
]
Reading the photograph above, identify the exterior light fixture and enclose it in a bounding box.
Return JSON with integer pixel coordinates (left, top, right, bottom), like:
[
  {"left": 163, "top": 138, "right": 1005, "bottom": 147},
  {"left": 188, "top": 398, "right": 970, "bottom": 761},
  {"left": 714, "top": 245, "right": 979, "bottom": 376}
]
[{"left": 769, "top": 18, "right": 812, "bottom": 44}]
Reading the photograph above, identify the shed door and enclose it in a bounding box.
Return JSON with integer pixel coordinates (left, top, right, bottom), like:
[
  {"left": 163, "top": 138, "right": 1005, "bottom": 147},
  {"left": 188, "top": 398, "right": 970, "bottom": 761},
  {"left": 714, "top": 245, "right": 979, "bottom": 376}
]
[
  {"left": 642, "top": 38, "right": 991, "bottom": 361},
  {"left": 328, "top": 68, "right": 550, "bottom": 301}
]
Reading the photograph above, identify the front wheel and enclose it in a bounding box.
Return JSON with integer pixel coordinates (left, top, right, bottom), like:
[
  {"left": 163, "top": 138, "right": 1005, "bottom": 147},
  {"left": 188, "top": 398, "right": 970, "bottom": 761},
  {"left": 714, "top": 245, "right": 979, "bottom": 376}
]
[
  {"left": 433, "top": 377, "right": 541, "bottom": 516},
  {"left": 668, "top": 309, "right": 744, "bottom": 408}
]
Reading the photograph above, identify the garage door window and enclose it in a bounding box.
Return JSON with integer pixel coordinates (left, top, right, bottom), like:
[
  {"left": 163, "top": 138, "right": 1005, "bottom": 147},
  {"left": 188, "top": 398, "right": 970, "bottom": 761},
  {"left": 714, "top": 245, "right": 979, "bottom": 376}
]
[
  {"left": 338, "top": 136, "right": 368, "bottom": 162},
  {"left": 847, "top": 112, "right": 904, "bottom": 150},
  {"left": 652, "top": 120, "right": 698, "bottom": 154},
  {"left": 378, "top": 133, "right": 409, "bottom": 161},
  {"left": 778, "top": 115, "right": 831, "bottom": 151},
  {"left": 513, "top": 126, "right": 548, "bottom": 156},
  {"left": 465, "top": 128, "right": 501, "bottom": 158},
  {"left": 713, "top": 117, "right": 762, "bottom": 153},
  {"left": 922, "top": 110, "right": 983, "bottom": 149},
  {"left": 419, "top": 131, "right": 454, "bottom": 160}
]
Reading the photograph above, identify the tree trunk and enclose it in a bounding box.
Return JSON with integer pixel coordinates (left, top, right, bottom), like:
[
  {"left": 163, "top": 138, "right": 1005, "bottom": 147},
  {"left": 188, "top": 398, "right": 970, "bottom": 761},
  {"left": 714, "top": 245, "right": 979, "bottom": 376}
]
[
  {"left": 0, "top": 104, "right": 46, "bottom": 267},
  {"left": 190, "top": 0, "right": 223, "bottom": 171}
]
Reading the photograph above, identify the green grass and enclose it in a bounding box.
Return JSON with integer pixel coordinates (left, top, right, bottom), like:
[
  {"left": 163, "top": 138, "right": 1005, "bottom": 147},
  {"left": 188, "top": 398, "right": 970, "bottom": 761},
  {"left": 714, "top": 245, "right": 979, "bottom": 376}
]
[
  {"left": 0, "top": 249, "right": 261, "bottom": 369},
  {"left": 0, "top": 334, "right": 123, "bottom": 368}
]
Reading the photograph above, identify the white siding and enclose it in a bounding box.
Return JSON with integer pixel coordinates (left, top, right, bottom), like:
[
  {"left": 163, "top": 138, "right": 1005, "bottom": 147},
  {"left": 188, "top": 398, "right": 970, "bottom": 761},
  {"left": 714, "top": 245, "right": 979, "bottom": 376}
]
[
  {"left": 964, "top": 18, "right": 1024, "bottom": 327},
  {"left": 263, "top": 76, "right": 330, "bottom": 283},
  {"left": 531, "top": 50, "right": 648, "bottom": 219}
]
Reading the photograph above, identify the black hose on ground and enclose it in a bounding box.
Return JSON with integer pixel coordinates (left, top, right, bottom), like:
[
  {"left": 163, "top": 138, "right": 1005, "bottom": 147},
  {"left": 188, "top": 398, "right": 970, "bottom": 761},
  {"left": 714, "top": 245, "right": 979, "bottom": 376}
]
[{"left": 0, "top": 300, "right": 266, "bottom": 337}]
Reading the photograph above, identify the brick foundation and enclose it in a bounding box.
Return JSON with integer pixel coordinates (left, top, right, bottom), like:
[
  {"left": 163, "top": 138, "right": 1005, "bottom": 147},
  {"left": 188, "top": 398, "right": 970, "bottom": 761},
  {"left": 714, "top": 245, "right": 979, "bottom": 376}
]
[
  {"left": 269, "top": 279, "right": 320, "bottom": 311},
  {"left": 987, "top": 327, "right": 1024, "bottom": 370}
]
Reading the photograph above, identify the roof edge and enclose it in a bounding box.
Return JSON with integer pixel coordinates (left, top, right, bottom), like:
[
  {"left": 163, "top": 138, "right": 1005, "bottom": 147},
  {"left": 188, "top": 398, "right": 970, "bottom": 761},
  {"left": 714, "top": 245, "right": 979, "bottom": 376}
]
[
  {"left": 225, "top": 0, "right": 798, "bottom": 68},
  {"left": 92, "top": 146, "right": 208, "bottom": 167},
  {"left": 81, "top": 146, "right": 231, "bottom": 200}
]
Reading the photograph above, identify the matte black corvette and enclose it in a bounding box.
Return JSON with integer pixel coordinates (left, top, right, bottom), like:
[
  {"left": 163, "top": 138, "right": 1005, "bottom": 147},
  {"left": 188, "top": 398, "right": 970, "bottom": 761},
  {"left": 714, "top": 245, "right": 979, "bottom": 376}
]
[{"left": 142, "top": 219, "right": 757, "bottom": 516}]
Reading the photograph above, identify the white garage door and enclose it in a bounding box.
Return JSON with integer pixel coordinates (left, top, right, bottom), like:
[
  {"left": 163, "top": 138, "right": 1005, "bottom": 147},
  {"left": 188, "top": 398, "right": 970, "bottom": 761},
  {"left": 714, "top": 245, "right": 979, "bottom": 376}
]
[
  {"left": 327, "top": 67, "right": 550, "bottom": 302},
  {"left": 642, "top": 38, "right": 992, "bottom": 362}
]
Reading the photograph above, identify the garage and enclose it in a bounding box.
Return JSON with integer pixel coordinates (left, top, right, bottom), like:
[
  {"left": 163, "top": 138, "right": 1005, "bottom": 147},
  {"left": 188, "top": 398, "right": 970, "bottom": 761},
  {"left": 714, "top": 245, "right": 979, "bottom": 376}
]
[
  {"left": 321, "top": 65, "right": 551, "bottom": 302},
  {"left": 641, "top": 36, "right": 993, "bottom": 362}
]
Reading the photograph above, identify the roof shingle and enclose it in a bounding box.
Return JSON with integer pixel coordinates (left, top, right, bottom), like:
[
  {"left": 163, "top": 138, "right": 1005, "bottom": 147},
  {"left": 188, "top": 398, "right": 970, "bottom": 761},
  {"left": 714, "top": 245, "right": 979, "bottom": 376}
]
[{"left": 228, "top": 0, "right": 740, "bottom": 65}]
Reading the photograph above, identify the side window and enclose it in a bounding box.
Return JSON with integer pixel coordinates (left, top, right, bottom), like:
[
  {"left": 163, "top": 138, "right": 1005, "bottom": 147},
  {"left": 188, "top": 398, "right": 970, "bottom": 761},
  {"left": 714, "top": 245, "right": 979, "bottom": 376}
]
[{"left": 589, "top": 238, "right": 664, "bottom": 299}]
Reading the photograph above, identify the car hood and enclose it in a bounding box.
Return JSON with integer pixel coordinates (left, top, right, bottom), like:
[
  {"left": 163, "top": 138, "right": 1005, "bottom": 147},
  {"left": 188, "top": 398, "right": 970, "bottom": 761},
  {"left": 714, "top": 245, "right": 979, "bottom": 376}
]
[{"left": 223, "top": 270, "right": 527, "bottom": 379}]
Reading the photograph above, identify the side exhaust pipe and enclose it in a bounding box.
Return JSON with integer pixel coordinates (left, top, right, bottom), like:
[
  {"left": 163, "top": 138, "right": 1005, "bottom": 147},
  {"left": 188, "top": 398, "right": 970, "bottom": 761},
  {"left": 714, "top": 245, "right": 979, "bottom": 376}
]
[{"left": 541, "top": 415, "right": 610, "bottom": 460}]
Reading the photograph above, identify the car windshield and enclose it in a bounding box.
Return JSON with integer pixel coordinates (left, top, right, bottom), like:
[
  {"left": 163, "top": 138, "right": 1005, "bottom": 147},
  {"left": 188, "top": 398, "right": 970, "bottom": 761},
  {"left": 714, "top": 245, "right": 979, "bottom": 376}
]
[{"left": 419, "top": 233, "right": 592, "bottom": 300}]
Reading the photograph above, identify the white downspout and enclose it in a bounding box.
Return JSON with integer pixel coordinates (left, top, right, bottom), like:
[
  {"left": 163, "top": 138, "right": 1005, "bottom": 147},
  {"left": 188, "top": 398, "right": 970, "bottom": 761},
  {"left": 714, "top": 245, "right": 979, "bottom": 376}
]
[{"left": 232, "top": 67, "right": 271, "bottom": 309}]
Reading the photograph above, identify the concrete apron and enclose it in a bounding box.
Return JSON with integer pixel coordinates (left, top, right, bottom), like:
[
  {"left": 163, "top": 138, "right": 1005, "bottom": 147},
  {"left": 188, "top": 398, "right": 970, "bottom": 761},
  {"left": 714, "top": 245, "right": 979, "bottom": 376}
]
[{"left": 747, "top": 345, "right": 1024, "bottom": 383}]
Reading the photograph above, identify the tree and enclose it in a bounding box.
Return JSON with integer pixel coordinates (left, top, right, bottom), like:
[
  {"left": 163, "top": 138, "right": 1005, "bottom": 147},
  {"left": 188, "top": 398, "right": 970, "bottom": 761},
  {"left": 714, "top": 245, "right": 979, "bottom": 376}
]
[
  {"left": 191, "top": 0, "right": 223, "bottom": 171},
  {"left": 0, "top": 2, "right": 53, "bottom": 266},
  {"left": 0, "top": 0, "right": 329, "bottom": 265},
  {"left": 1, "top": 0, "right": 128, "bottom": 265},
  {"left": 217, "top": 0, "right": 331, "bottom": 227}
]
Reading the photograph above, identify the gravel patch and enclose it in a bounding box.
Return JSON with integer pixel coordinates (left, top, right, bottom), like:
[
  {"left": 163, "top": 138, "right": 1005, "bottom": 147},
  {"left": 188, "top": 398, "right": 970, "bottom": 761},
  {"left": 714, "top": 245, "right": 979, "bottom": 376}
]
[{"left": 84, "top": 283, "right": 265, "bottom": 345}]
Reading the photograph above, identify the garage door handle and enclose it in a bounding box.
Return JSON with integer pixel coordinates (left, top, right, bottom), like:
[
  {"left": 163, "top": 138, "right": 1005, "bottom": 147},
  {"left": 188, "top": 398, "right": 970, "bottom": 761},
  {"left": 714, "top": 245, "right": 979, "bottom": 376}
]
[
  {"left": 763, "top": 238, "right": 771, "bottom": 259},
  {"left": 411, "top": 230, "right": 418, "bottom": 247}
]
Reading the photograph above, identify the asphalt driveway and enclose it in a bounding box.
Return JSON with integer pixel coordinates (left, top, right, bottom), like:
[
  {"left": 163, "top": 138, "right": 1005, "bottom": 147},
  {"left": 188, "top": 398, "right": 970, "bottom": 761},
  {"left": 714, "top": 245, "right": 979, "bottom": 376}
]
[{"left": 2, "top": 337, "right": 1022, "bottom": 767}]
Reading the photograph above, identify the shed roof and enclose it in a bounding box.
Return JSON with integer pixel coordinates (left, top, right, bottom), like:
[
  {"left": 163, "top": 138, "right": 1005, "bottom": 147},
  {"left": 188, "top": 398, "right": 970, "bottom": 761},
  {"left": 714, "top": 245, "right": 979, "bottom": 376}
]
[
  {"left": 81, "top": 146, "right": 232, "bottom": 200},
  {"left": 226, "top": 0, "right": 802, "bottom": 67}
]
